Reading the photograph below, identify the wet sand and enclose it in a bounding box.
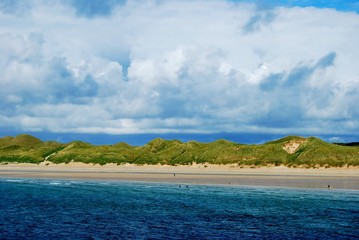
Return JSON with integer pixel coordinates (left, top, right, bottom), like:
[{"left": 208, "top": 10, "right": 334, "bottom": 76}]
[{"left": 1, "top": 163, "right": 358, "bottom": 190}]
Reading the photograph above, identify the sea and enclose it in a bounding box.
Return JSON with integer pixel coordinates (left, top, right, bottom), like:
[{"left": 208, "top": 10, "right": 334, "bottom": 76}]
[{"left": 0, "top": 179, "right": 358, "bottom": 239}]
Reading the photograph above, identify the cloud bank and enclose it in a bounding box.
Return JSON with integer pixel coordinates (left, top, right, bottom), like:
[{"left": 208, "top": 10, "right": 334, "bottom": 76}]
[{"left": 0, "top": 0, "right": 359, "bottom": 135}]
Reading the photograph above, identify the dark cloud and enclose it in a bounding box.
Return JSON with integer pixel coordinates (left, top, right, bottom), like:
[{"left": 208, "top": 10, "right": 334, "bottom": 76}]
[
  {"left": 257, "top": 52, "right": 338, "bottom": 129},
  {"left": 260, "top": 73, "right": 284, "bottom": 91},
  {"left": 254, "top": 108, "right": 303, "bottom": 128},
  {"left": 315, "top": 52, "right": 336, "bottom": 68},
  {"left": 243, "top": 10, "right": 275, "bottom": 33},
  {"left": 261, "top": 52, "right": 337, "bottom": 90},
  {"left": 285, "top": 65, "right": 314, "bottom": 87},
  {"left": 0, "top": 55, "right": 100, "bottom": 108},
  {"left": 286, "top": 52, "right": 336, "bottom": 86},
  {"left": 46, "top": 58, "right": 99, "bottom": 103}
]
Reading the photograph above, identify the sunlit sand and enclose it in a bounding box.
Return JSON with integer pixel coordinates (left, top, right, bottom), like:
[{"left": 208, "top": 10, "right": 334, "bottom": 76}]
[{"left": 1, "top": 163, "right": 358, "bottom": 190}]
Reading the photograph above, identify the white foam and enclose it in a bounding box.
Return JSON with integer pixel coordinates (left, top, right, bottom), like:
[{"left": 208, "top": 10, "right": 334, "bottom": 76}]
[
  {"left": 5, "top": 179, "right": 24, "bottom": 183},
  {"left": 49, "top": 181, "right": 62, "bottom": 185}
]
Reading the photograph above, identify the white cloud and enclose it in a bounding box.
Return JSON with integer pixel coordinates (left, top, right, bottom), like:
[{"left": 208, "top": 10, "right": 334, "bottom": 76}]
[{"left": 0, "top": 0, "right": 359, "bottom": 135}]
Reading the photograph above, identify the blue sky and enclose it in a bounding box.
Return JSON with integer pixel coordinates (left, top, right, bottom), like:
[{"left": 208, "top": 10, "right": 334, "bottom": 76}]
[{"left": 0, "top": 0, "right": 359, "bottom": 144}]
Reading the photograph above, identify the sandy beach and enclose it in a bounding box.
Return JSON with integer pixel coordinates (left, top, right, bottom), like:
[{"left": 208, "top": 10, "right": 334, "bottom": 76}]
[{"left": 1, "top": 162, "right": 358, "bottom": 190}]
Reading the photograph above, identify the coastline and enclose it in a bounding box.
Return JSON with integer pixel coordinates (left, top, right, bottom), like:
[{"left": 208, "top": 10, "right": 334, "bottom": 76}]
[{"left": 1, "top": 163, "right": 358, "bottom": 190}]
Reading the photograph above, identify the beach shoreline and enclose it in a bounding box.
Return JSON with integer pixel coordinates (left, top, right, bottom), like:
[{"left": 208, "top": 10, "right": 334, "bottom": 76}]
[{"left": 1, "top": 163, "right": 358, "bottom": 190}]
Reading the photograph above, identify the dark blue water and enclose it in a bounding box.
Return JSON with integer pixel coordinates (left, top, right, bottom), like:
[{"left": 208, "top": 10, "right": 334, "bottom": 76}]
[{"left": 1, "top": 179, "right": 358, "bottom": 239}]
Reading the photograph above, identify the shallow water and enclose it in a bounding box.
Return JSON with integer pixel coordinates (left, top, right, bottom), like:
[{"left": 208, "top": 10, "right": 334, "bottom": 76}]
[{"left": 1, "top": 179, "right": 358, "bottom": 239}]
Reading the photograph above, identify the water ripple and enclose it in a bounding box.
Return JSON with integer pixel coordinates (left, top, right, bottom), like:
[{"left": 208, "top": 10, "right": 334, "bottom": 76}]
[{"left": 0, "top": 179, "right": 358, "bottom": 239}]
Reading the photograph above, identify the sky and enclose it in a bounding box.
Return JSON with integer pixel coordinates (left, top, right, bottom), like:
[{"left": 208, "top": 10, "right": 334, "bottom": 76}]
[{"left": 1, "top": 0, "right": 359, "bottom": 144}]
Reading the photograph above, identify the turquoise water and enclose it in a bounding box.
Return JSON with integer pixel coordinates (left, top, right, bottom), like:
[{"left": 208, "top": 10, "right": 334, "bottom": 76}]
[{"left": 1, "top": 179, "right": 358, "bottom": 239}]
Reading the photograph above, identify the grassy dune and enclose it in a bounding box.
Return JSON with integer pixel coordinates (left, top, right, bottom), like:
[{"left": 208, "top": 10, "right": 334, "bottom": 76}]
[{"left": 1, "top": 134, "right": 358, "bottom": 167}]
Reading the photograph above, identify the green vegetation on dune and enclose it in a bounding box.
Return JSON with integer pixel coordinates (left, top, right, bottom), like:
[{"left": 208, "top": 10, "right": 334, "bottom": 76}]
[
  {"left": 0, "top": 134, "right": 42, "bottom": 147},
  {"left": 0, "top": 134, "right": 358, "bottom": 167},
  {"left": 0, "top": 134, "right": 60, "bottom": 163}
]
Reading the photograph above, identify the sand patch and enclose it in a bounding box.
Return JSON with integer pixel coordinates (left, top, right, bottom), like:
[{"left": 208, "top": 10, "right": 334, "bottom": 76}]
[{"left": 282, "top": 138, "right": 307, "bottom": 154}]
